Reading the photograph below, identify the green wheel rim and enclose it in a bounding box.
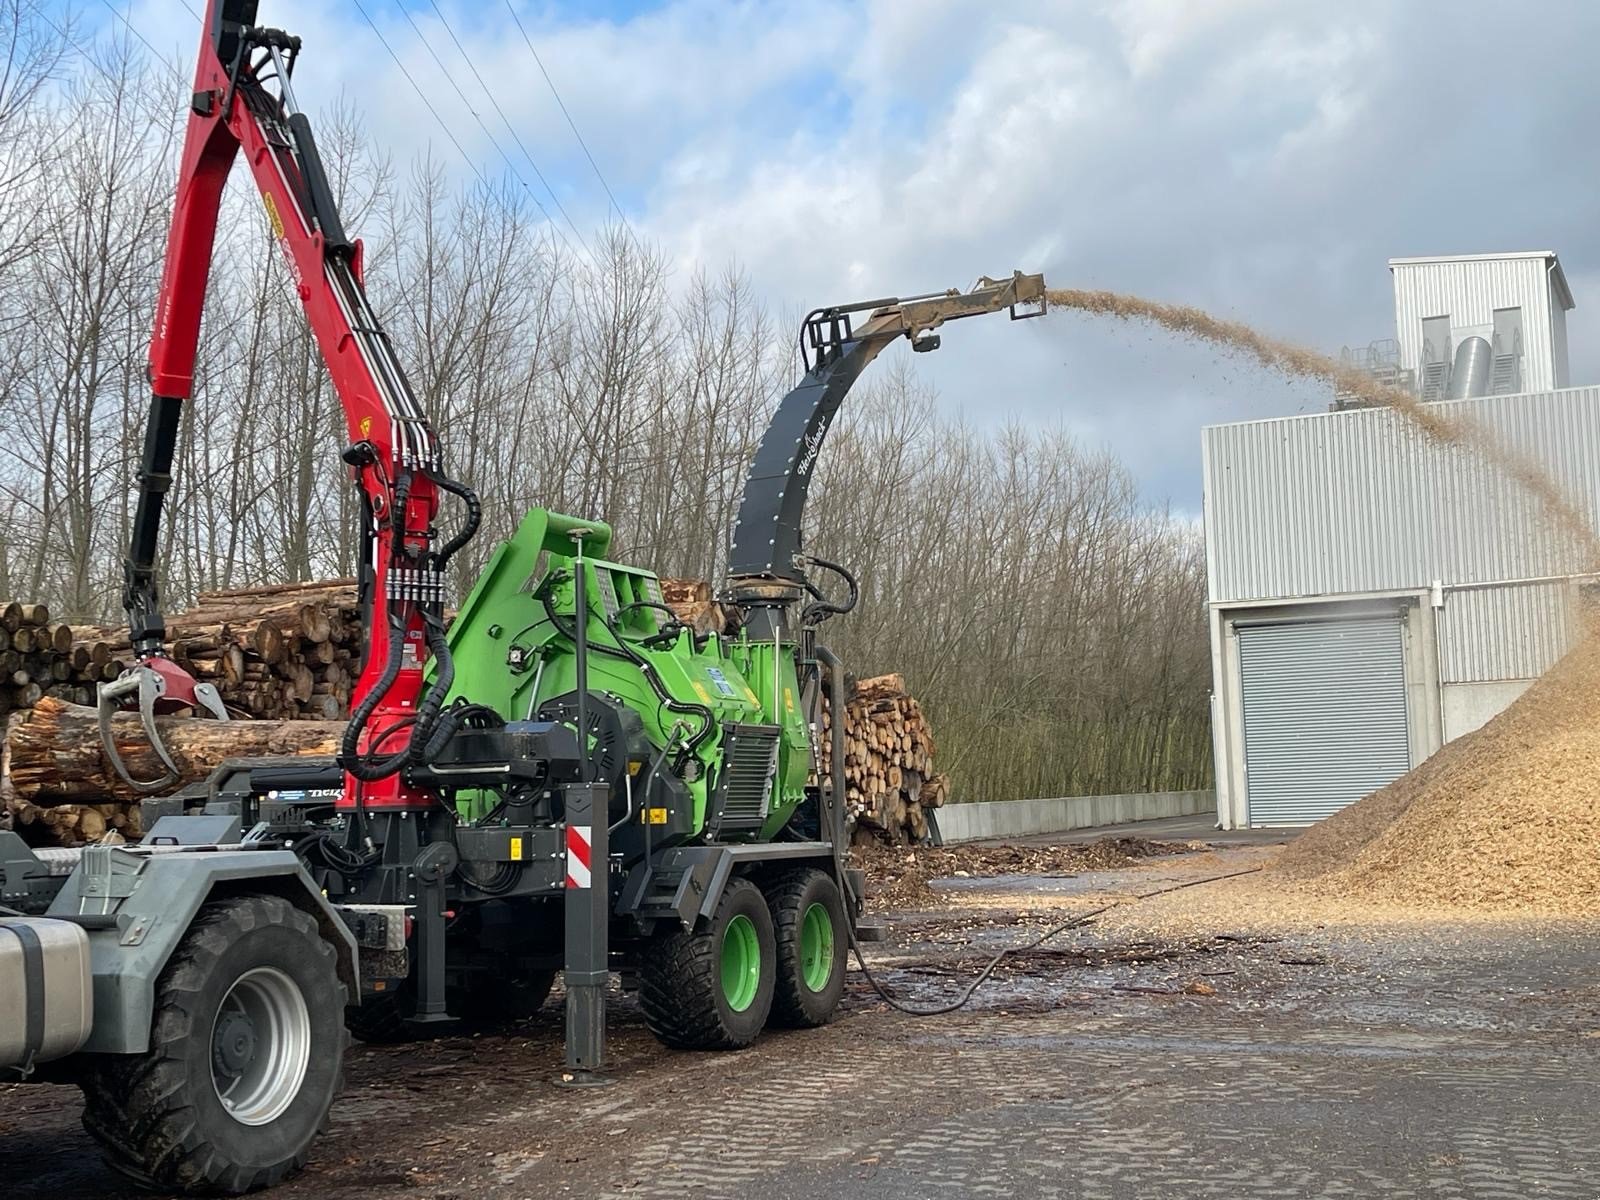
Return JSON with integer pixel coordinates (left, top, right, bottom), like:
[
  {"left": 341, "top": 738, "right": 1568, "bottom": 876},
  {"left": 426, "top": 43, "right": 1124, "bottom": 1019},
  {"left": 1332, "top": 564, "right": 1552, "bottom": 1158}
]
[
  {"left": 799, "top": 902, "right": 835, "bottom": 992},
  {"left": 720, "top": 914, "right": 761, "bottom": 1012}
]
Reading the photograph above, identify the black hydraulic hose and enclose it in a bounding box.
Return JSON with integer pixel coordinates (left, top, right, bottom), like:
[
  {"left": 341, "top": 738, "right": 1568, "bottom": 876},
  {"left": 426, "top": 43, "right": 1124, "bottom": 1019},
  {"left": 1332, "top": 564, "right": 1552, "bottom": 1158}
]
[
  {"left": 844, "top": 865, "right": 1266, "bottom": 1017},
  {"left": 429, "top": 470, "right": 481, "bottom": 570},
  {"left": 342, "top": 466, "right": 423, "bottom": 780},
  {"left": 403, "top": 608, "right": 457, "bottom": 768},
  {"left": 421, "top": 698, "right": 502, "bottom": 765},
  {"left": 800, "top": 553, "right": 859, "bottom": 625},
  {"left": 340, "top": 614, "right": 413, "bottom": 781},
  {"left": 543, "top": 592, "right": 715, "bottom": 758},
  {"left": 814, "top": 644, "right": 851, "bottom": 901},
  {"left": 344, "top": 466, "right": 479, "bottom": 779}
]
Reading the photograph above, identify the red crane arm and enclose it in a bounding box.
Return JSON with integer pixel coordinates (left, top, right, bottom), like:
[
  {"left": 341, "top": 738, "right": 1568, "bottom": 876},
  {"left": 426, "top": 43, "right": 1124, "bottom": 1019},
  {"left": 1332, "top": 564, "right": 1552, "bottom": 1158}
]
[{"left": 118, "top": 0, "right": 474, "bottom": 808}]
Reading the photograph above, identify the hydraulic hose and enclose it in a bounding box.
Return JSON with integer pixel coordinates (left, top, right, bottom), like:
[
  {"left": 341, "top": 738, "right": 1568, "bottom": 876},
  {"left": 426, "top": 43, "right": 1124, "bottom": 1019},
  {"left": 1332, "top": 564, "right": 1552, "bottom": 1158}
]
[
  {"left": 814, "top": 644, "right": 852, "bottom": 902},
  {"left": 800, "top": 553, "right": 859, "bottom": 625},
  {"left": 429, "top": 470, "right": 481, "bottom": 570},
  {"left": 340, "top": 613, "right": 413, "bottom": 781},
  {"left": 404, "top": 609, "right": 456, "bottom": 767},
  {"left": 543, "top": 592, "right": 715, "bottom": 759}
]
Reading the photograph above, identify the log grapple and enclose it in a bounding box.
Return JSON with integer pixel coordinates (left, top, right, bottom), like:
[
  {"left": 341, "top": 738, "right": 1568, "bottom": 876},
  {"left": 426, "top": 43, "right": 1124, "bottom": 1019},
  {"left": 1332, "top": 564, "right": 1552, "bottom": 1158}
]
[{"left": 0, "top": 1, "right": 1044, "bottom": 1192}]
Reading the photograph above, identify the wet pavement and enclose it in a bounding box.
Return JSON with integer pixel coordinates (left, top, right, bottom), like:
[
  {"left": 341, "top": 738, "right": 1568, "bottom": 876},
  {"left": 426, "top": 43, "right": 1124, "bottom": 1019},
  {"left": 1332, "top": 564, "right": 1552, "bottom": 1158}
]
[{"left": 3, "top": 844, "right": 1597, "bottom": 1199}]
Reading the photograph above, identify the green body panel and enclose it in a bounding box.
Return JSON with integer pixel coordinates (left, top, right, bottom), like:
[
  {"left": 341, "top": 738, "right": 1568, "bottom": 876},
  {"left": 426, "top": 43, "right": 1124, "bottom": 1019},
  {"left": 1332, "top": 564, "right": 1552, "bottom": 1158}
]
[{"left": 440, "top": 507, "right": 813, "bottom": 841}]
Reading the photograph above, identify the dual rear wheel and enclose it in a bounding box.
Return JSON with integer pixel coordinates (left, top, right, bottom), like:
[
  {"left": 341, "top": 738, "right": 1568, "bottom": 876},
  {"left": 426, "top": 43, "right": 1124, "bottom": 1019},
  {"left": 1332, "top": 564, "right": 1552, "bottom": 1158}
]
[{"left": 639, "top": 867, "right": 847, "bottom": 1050}]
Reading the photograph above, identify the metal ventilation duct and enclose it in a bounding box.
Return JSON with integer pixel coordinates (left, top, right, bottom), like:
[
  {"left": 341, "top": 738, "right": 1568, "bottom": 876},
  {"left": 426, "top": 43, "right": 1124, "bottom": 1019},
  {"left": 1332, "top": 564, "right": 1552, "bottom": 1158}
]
[{"left": 1446, "top": 335, "right": 1493, "bottom": 399}]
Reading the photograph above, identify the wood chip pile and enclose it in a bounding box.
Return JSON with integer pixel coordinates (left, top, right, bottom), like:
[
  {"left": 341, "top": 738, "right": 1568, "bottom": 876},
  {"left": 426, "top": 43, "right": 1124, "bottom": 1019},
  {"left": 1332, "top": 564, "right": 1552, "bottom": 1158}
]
[{"left": 1276, "top": 623, "right": 1600, "bottom": 915}]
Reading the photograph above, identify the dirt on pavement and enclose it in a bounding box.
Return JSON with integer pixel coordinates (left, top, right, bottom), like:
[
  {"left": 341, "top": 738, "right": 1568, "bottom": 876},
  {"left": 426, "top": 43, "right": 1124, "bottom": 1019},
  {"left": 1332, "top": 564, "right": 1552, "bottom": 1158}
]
[{"left": 4, "top": 838, "right": 1597, "bottom": 1200}]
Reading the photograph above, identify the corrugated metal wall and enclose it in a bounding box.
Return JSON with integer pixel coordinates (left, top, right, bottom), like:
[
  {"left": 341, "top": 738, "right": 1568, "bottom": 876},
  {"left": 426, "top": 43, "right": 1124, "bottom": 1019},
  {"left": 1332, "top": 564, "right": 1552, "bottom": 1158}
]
[
  {"left": 1237, "top": 616, "right": 1412, "bottom": 825},
  {"left": 1392, "top": 257, "right": 1560, "bottom": 391},
  {"left": 1437, "top": 582, "right": 1577, "bottom": 683},
  {"left": 1203, "top": 386, "right": 1600, "bottom": 605}
]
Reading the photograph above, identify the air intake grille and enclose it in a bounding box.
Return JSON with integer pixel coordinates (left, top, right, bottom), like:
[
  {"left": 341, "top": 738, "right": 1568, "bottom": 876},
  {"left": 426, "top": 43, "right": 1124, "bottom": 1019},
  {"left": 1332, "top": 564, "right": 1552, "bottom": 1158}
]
[{"left": 705, "top": 723, "right": 779, "bottom": 839}]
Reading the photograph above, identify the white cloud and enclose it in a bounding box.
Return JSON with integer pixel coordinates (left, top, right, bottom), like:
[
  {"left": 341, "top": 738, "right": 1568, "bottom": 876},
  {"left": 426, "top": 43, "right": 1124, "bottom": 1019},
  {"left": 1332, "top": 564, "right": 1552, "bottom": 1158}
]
[{"left": 106, "top": 0, "right": 1600, "bottom": 506}]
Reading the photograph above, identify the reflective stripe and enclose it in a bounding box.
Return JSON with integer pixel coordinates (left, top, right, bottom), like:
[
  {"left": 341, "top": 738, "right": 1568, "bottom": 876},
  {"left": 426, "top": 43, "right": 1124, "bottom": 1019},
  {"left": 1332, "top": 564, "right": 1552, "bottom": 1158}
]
[{"left": 565, "top": 824, "right": 592, "bottom": 889}]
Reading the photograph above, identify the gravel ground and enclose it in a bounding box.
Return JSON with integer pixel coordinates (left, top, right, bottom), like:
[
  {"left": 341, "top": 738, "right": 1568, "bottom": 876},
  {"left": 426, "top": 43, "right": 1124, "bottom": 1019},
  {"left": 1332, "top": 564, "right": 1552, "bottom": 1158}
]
[{"left": 4, "top": 841, "right": 1598, "bottom": 1199}]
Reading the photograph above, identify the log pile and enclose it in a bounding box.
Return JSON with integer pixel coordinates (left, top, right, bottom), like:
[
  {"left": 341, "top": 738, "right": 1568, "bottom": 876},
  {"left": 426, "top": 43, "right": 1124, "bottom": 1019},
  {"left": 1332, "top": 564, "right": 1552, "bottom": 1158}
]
[
  {"left": 3, "top": 697, "right": 345, "bottom": 845},
  {"left": 660, "top": 581, "right": 948, "bottom": 843},
  {"left": 0, "top": 581, "right": 362, "bottom": 848},
  {"left": 660, "top": 578, "right": 738, "bottom": 636},
  {"left": 0, "top": 601, "right": 113, "bottom": 714},
  {"left": 822, "top": 672, "right": 949, "bottom": 843},
  {"left": 73, "top": 579, "right": 363, "bottom": 721},
  {"left": 2, "top": 577, "right": 948, "bottom": 847}
]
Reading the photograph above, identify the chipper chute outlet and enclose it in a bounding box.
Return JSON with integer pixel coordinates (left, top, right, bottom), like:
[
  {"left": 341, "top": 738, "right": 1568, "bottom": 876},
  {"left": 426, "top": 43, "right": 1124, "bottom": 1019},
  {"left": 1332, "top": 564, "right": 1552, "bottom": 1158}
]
[{"left": 0, "top": 1, "right": 1045, "bottom": 1193}]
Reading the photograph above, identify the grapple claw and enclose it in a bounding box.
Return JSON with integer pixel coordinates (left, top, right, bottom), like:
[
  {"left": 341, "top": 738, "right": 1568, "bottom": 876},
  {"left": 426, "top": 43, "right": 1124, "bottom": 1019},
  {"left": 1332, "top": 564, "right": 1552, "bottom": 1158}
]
[{"left": 96, "top": 654, "right": 230, "bottom": 794}]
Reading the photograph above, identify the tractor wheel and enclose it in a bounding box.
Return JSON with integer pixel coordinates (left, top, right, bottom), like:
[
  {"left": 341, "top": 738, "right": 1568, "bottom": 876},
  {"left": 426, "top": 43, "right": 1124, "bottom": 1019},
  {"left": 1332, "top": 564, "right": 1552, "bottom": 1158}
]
[
  {"left": 346, "top": 968, "right": 556, "bottom": 1041},
  {"left": 638, "top": 876, "right": 775, "bottom": 1050},
  {"left": 79, "top": 895, "right": 347, "bottom": 1195},
  {"left": 455, "top": 968, "right": 557, "bottom": 1024},
  {"left": 343, "top": 988, "right": 414, "bottom": 1044},
  {"left": 762, "top": 868, "right": 847, "bottom": 1029}
]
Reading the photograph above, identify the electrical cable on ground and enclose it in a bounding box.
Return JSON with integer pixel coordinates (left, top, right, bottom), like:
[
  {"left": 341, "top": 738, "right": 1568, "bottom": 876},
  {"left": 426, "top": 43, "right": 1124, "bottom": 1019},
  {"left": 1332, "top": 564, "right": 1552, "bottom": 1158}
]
[{"left": 847, "top": 864, "right": 1266, "bottom": 1017}]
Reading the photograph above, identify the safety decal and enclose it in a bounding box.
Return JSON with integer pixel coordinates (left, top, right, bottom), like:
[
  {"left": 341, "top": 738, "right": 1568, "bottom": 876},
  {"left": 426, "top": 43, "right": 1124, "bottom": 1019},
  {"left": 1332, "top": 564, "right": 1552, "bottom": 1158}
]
[{"left": 565, "top": 824, "right": 591, "bottom": 889}]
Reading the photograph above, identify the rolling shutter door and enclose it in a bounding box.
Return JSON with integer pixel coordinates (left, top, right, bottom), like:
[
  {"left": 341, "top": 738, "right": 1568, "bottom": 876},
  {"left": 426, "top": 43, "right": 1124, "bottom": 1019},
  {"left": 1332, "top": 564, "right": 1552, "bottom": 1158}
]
[{"left": 1237, "top": 615, "right": 1411, "bottom": 826}]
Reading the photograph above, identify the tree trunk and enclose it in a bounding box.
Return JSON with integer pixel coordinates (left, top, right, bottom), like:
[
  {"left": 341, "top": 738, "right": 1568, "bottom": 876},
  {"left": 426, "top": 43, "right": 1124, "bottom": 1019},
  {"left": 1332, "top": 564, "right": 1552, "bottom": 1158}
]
[{"left": 6, "top": 697, "right": 343, "bottom": 804}]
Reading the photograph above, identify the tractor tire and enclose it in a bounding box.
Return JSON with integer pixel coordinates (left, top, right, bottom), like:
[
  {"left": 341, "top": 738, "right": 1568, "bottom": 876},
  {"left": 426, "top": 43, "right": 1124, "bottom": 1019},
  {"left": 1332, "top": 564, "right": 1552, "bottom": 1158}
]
[
  {"left": 78, "top": 895, "right": 347, "bottom": 1195},
  {"left": 455, "top": 968, "right": 557, "bottom": 1024},
  {"left": 638, "top": 876, "right": 775, "bottom": 1050},
  {"left": 343, "top": 989, "right": 414, "bottom": 1044},
  {"left": 762, "top": 868, "right": 847, "bottom": 1029},
  {"left": 346, "top": 968, "right": 556, "bottom": 1041}
]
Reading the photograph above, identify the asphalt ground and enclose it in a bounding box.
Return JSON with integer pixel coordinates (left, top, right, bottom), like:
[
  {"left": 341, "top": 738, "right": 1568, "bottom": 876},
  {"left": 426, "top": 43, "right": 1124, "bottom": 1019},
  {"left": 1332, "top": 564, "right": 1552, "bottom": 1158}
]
[{"left": 4, "top": 841, "right": 1597, "bottom": 1200}]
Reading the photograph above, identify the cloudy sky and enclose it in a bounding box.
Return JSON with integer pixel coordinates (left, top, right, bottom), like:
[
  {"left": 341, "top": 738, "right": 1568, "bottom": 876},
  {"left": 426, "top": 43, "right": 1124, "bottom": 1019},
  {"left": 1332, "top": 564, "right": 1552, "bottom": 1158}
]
[{"left": 100, "top": 0, "right": 1600, "bottom": 511}]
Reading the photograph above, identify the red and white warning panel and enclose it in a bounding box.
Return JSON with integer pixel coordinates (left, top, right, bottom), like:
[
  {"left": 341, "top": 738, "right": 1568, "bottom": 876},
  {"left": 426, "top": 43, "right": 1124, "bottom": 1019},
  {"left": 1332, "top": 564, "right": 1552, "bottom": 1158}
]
[{"left": 565, "top": 824, "right": 592, "bottom": 889}]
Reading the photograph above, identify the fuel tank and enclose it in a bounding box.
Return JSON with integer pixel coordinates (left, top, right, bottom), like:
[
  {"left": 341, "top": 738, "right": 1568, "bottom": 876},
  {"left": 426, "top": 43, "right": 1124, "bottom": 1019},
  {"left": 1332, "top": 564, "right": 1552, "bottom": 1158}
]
[{"left": 0, "top": 917, "right": 94, "bottom": 1070}]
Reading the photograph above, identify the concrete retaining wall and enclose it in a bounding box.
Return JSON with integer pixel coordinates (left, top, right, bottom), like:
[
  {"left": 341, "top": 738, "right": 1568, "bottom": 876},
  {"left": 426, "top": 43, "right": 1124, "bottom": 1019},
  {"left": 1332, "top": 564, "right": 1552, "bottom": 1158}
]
[{"left": 933, "top": 790, "right": 1216, "bottom": 844}]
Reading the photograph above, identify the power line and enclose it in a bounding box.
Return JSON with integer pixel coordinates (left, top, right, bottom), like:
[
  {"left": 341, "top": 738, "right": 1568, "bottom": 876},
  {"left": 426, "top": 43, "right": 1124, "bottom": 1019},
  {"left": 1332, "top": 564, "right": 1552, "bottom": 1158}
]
[
  {"left": 349, "top": 0, "right": 489, "bottom": 192},
  {"left": 500, "top": 0, "right": 629, "bottom": 231},
  {"left": 392, "top": 0, "right": 593, "bottom": 264},
  {"left": 424, "top": 0, "right": 611, "bottom": 257},
  {"left": 96, "top": 0, "right": 185, "bottom": 79}
]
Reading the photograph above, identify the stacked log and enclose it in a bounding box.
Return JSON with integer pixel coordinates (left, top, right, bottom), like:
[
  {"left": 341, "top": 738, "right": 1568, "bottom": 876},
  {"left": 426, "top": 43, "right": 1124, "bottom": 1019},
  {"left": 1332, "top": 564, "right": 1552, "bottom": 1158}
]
[
  {"left": 659, "top": 578, "right": 738, "bottom": 636},
  {"left": 661, "top": 581, "right": 947, "bottom": 843},
  {"left": 2, "top": 697, "right": 345, "bottom": 846},
  {"left": 72, "top": 579, "right": 362, "bottom": 721},
  {"left": 823, "top": 673, "right": 949, "bottom": 843},
  {"left": 2, "top": 577, "right": 947, "bottom": 846},
  {"left": 0, "top": 581, "right": 362, "bottom": 848},
  {"left": 0, "top": 601, "right": 108, "bottom": 713}
]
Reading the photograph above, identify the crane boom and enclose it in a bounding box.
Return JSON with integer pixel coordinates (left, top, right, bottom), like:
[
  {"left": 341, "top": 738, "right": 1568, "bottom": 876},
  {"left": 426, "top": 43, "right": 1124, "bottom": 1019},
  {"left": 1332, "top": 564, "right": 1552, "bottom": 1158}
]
[{"left": 113, "top": 0, "right": 475, "bottom": 808}]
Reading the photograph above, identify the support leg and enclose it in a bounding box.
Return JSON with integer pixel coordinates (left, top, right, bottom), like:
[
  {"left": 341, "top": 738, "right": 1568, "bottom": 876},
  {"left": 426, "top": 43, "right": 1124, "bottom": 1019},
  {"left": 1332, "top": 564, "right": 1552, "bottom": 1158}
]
[{"left": 561, "top": 781, "right": 612, "bottom": 1083}]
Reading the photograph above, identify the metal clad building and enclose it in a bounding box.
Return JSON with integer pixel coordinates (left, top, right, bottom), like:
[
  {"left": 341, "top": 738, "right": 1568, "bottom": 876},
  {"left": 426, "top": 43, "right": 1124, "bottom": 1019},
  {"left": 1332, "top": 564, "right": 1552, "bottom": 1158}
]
[
  {"left": 1203, "top": 250, "right": 1592, "bottom": 828},
  {"left": 1391, "top": 252, "right": 1574, "bottom": 392}
]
